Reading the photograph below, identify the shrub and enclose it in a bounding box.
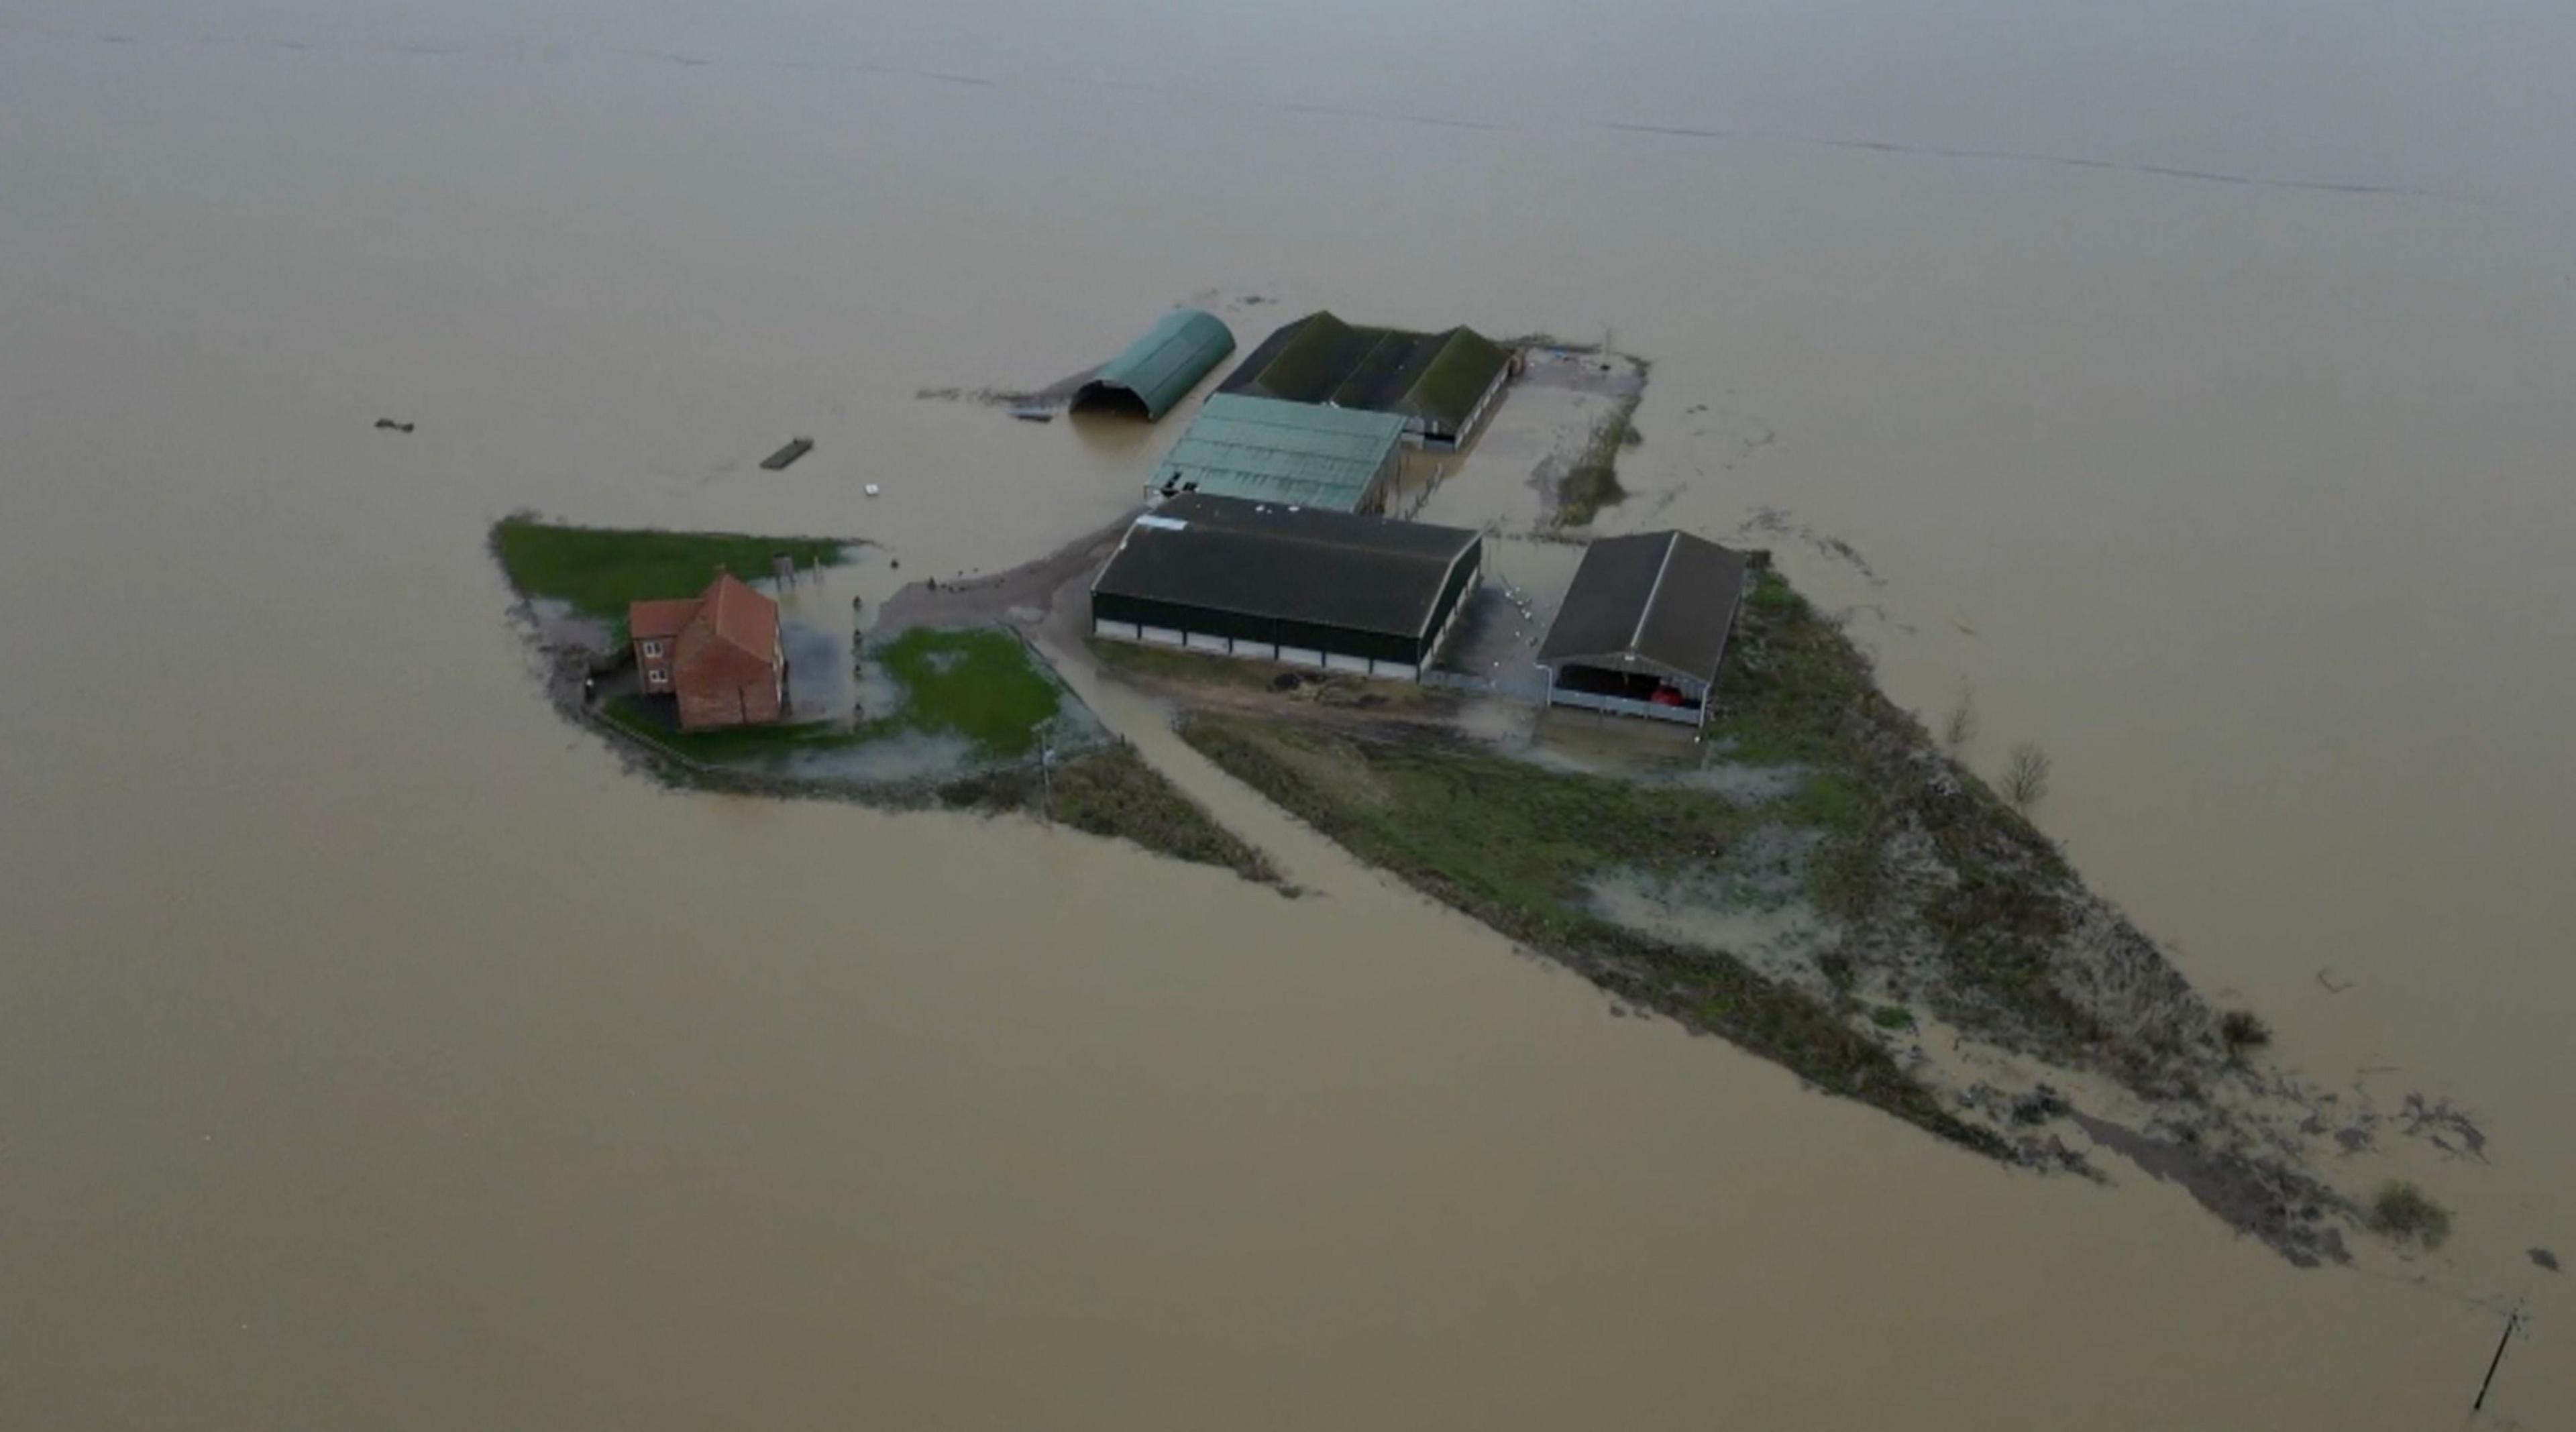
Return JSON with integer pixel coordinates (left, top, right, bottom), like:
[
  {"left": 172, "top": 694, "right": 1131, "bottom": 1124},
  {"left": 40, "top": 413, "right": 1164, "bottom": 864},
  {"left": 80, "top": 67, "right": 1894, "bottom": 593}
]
[
  {"left": 2219, "top": 1009, "right": 2272, "bottom": 1058},
  {"left": 2002, "top": 742, "right": 2051, "bottom": 810},
  {"left": 1942, "top": 684, "right": 1978, "bottom": 750},
  {"left": 2371, "top": 1182, "right": 2453, "bottom": 1250}
]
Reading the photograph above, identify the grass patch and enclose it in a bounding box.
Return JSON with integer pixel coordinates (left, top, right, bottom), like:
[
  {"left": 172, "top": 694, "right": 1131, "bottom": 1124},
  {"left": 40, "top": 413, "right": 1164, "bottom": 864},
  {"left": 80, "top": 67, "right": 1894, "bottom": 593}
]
[
  {"left": 865, "top": 628, "right": 1062, "bottom": 759},
  {"left": 1872, "top": 1004, "right": 1917, "bottom": 1031},
  {"left": 1701, "top": 570, "right": 1877, "bottom": 766},
  {"left": 1177, "top": 711, "right": 2002, "bottom": 1156},
  {"left": 1555, "top": 395, "right": 1639, "bottom": 527},
  {"left": 492, "top": 516, "right": 847, "bottom": 620},
  {"left": 2370, "top": 1181, "right": 2453, "bottom": 1250}
]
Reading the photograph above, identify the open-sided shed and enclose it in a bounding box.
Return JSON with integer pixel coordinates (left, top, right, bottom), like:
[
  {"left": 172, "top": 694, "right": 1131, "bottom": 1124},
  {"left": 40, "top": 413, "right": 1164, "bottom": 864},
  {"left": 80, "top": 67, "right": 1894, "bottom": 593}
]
[
  {"left": 1091, "top": 493, "right": 1483, "bottom": 679},
  {"left": 1220, "top": 311, "right": 1514, "bottom": 449},
  {"left": 1071, "top": 309, "right": 1236, "bottom": 421},
  {"left": 1537, "top": 531, "right": 1752, "bottom": 726}
]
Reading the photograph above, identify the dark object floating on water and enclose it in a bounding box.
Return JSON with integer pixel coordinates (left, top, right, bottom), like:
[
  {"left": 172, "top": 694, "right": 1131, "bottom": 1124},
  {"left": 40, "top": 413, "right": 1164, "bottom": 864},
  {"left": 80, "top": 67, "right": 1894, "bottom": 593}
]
[
  {"left": 761, "top": 437, "right": 814, "bottom": 471},
  {"left": 2534, "top": 1247, "right": 2561, "bottom": 1272},
  {"left": 1010, "top": 406, "right": 1055, "bottom": 423},
  {"left": 373, "top": 419, "right": 415, "bottom": 433}
]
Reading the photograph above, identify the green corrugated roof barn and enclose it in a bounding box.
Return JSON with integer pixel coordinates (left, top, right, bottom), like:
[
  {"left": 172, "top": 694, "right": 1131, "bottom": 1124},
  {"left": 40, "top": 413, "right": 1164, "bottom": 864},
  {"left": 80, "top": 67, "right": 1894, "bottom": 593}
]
[
  {"left": 1071, "top": 309, "right": 1236, "bottom": 421},
  {"left": 1148, "top": 394, "right": 1408, "bottom": 512},
  {"left": 1218, "top": 311, "right": 1515, "bottom": 450}
]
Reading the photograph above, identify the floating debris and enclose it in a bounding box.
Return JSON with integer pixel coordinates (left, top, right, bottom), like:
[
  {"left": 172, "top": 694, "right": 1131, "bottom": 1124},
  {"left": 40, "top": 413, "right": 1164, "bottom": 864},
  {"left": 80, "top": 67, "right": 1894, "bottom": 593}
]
[
  {"left": 2532, "top": 1247, "right": 2561, "bottom": 1272},
  {"left": 760, "top": 437, "right": 814, "bottom": 471},
  {"left": 1010, "top": 406, "right": 1055, "bottom": 424},
  {"left": 372, "top": 419, "right": 415, "bottom": 433},
  {"left": 864, "top": 483, "right": 882, "bottom": 498}
]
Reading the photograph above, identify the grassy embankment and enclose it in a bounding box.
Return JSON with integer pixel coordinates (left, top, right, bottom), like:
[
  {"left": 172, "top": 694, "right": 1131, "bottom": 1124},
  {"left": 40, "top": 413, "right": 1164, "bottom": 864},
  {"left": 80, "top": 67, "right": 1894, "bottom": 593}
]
[
  {"left": 1182, "top": 701, "right": 1988, "bottom": 1150},
  {"left": 491, "top": 516, "right": 848, "bottom": 643},
  {"left": 942, "top": 743, "right": 1281, "bottom": 885},
  {"left": 1178, "top": 567, "right": 2198, "bottom": 1158}
]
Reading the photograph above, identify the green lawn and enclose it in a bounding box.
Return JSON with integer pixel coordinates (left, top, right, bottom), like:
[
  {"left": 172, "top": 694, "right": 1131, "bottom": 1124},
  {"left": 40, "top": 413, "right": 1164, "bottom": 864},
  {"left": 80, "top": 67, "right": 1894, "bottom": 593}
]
[
  {"left": 490, "top": 516, "right": 849, "bottom": 620},
  {"left": 862, "top": 627, "right": 1063, "bottom": 759}
]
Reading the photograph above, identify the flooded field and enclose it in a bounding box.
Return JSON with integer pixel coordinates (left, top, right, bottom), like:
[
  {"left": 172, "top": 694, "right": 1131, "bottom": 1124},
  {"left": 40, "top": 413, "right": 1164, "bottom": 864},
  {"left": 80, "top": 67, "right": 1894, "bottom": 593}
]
[{"left": 3, "top": 1, "right": 2571, "bottom": 1426}]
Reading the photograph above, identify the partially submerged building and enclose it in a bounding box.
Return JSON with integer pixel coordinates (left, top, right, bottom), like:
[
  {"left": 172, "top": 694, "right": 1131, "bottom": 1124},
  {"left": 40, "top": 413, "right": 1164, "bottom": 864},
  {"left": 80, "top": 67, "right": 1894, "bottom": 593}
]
[
  {"left": 1070, "top": 308, "right": 1236, "bottom": 421},
  {"left": 629, "top": 571, "right": 788, "bottom": 730},
  {"left": 1536, "top": 531, "right": 1752, "bottom": 728},
  {"left": 1090, "top": 493, "right": 1482, "bottom": 680},
  {"left": 1147, "top": 393, "right": 1408, "bottom": 513},
  {"left": 1220, "top": 310, "right": 1514, "bottom": 450}
]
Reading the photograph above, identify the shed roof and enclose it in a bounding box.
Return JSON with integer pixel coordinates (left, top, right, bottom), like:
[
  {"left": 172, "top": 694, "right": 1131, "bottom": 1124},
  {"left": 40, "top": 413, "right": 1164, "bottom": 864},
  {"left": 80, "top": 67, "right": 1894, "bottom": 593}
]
[
  {"left": 1092, "top": 493, "right": 1479, "bottom": 639},
  {"left": 1538, "top": 531, "right": 1752, "bottom": 684},
  {"left": 1073, "top": 308, "right": 1236, "bottom": 420},
  {"left": 1154, "top": 393, "right": 1407, "bottom": 510},
  {"left": 1222, "top": 312, "right": 1511, "bottom": 431}
]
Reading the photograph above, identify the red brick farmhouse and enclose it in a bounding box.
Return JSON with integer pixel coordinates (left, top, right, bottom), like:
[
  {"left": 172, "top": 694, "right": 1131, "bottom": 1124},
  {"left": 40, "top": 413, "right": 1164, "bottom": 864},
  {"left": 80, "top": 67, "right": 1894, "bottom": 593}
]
[{"left": 627, "top": 571, "right": 787, "bottom": 730}]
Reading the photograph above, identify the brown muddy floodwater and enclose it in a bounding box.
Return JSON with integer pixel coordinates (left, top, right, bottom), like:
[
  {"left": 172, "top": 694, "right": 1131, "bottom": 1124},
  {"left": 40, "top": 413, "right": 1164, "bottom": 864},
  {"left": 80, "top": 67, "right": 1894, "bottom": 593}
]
[{"left": 3, "top": 2, "right": 2571, "bottom": 1426}]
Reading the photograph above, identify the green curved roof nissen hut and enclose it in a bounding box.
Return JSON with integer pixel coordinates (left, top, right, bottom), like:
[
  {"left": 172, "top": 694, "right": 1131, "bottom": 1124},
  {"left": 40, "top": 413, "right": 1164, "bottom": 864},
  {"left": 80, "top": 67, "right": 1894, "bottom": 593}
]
[{"left": 1071, "top": 309, "right": 1237, "bottom": 421}]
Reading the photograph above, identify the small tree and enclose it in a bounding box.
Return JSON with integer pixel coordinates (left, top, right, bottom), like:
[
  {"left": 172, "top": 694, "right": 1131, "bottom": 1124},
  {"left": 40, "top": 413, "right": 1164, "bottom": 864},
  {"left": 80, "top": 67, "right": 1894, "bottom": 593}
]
[
  {"left": 2002, "top": 741, "right": 2051, "bottom": 810},
  {"left": 2219, "top": 1009, "right": 2272, "bottom": 1062},
  {"left": 2371, "top": 1181, "right": 2453, "bottom": 1250},
  {"left": 1943, "top": 683, "right": 1979, "bottom": 751}
]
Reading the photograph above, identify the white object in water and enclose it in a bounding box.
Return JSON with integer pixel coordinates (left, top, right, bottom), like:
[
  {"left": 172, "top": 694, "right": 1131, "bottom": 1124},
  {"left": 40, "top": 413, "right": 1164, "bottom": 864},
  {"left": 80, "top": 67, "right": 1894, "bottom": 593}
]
[{"left": 864, "top": 484, "right": 881, "bottom": 497}]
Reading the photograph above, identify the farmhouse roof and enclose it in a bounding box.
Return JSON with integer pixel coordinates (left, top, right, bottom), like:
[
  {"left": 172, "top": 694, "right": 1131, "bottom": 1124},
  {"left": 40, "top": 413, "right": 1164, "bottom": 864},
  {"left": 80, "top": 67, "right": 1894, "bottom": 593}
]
[{"left": 628, "top": 571, "right": 779, "bottom": 661}]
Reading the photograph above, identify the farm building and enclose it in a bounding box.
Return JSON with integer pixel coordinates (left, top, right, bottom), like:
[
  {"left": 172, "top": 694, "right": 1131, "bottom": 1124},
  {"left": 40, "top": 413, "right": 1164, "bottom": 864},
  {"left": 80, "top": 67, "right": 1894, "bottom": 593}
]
[
  {"left": 629, "top": 570, "right": 789, "bottom": 730},
  {"left": 1220, "top": 310, "right": 1515, "bottom": 450},
  {"left": 1536, "top": 531, "right": 1752, "bottom": 728},
  {"left": 1090, "top": 493, "right": 1482, "bottom": 680},
  {"left": 1147, "top": 393, "right": 1408, "bottom": 513},
  {"left": 1069, "top": 308, "right": 1236, "bottom": 421}
]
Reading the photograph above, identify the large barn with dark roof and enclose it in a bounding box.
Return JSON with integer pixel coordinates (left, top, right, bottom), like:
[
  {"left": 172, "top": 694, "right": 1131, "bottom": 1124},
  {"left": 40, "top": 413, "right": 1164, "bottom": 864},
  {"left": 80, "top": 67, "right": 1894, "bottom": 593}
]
[
  {"left": 1220, "top": 311, "right": 1515, "bottom": 451},
  {"left": 1089, "top": 494, "right": 1483, "bottom": 679},
  {"left": 1536, "top": 531, "right": 1753, "bottom": 727}
]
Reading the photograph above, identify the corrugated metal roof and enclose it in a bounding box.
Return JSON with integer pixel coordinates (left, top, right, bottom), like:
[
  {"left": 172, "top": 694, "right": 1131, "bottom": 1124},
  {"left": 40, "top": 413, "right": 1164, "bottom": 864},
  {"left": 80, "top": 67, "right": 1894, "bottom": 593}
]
[
  {"left": 1538, "top": 531, "right": 1752, "bottom": 683},
  {"left": 1093, "top": 494, "right": 1480, "bottom": 639},
  {"left": 1073, "top": 309, "right": 1236, "bottom": 420},
  {"left": 1153, "top": 394, "right": 1406, "bottom": 510},
  {"left": 1221, "top": 313, "right": 1512, "bottom": 433}
]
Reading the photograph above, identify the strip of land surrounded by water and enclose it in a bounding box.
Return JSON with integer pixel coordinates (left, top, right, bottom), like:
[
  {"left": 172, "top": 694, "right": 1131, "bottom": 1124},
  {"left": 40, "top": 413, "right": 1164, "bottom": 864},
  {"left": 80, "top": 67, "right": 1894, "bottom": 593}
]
[{"left": 487, "top": 338, "right": 2466, "bottom": 1270}]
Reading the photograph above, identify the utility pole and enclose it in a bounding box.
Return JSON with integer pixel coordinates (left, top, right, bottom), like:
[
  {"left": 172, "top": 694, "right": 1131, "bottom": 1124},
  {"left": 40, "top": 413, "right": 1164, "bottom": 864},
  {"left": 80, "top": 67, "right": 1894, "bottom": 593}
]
[
  {"left": 1036, "top": 718, "right": 1056, "bottom": 823},
  {"left": 2473, "top": 1305, "right": 2523, "bottom": 1413}
]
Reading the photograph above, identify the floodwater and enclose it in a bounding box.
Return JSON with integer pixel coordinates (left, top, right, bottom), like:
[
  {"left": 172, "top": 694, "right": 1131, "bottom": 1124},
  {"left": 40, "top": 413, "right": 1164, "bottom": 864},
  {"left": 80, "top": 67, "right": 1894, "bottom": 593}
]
[{"left": 3, "top": 1, "right": 2570, "bottom": 1425}]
